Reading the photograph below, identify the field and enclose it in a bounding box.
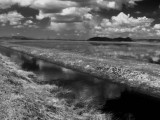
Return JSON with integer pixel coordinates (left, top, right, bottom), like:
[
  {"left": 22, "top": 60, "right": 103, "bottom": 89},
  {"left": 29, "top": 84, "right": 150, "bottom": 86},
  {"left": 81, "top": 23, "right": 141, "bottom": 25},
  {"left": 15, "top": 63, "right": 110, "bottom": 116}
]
[{"left": 1, "top": 40, "right": 160, "bottom": 119}]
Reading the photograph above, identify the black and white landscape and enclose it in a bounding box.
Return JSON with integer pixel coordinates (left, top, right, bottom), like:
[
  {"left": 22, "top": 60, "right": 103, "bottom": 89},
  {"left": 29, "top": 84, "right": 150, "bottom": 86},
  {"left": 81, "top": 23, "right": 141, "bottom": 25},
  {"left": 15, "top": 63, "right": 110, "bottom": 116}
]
[{"left": 0, "top": 0, "right": 160, "bottom": 120}]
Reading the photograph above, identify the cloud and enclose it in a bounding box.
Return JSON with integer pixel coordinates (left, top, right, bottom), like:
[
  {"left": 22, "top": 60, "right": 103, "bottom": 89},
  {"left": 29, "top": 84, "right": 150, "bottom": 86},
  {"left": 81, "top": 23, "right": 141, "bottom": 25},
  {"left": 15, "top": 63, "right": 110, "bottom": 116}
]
[
  {"left": 0, "top": 11, "right": 38, "bottom": 28},
  {"left": 0, "top": 11, "right": 24, "bottom": 26},
  {"left": 31, "top": 0, "right": 78, "bottom": 13},
  {"left": 48, "top": 21, "right": 86, "bottom": 32},
  {"left": 96, "top": 0, "right": 117, "bottom": 9},
  {"left": 154, "top": 24, "right": 160, "bottom": 29},
  {"left": 90, "top": 12, "right": 155, "bottom": 38},
  {"left": 13, "top": 19, "right": 38, "bottom": 28},
  {"left": 36, "top": 6, "right": 91, "bottom": 32},
  {"left": 0, "top": 0, "right": 143, "bottom": 11},
  {"left": 0, "top": 0, "right": 144, "bottom": 27},
  {"left": 2, "top": 0, "right": 159, "bottom": 39},
  {"left": 24, "top": 20, "right": 33, "bottom": 25},
  {"left": 109, "top": 12, "right": 153, "bottom": 27},
  {"left": 48, "top": 22, "right": 66, "bottom": 31},
  {"left": 36, "top": 7, "right": 90, "bottom": 22},
  {"left": 0, "top": 0, "right": 34, "bottom": 9},
  {"left": 60, "top": 7, "right": 90, "bottom": 16},
  {"left": 92, "top": 0, "right": 143, "bottom": 10},
  {"left": 0, "top": 0, "right": 78, "bottom": 10}
]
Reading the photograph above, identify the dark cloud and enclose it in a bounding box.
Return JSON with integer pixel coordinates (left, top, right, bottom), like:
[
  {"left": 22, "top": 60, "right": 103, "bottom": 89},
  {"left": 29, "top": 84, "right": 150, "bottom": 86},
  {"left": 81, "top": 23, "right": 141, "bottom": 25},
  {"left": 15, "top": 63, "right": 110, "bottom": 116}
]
[
  {"left": 38, "top": 17, "right": 51, "bottom": 27},
  {"left": 0, "top": 4, "right": 39, "bottom": 18},
  {"left": 121, "top": 0, "right": 160, "bottom": 18}
]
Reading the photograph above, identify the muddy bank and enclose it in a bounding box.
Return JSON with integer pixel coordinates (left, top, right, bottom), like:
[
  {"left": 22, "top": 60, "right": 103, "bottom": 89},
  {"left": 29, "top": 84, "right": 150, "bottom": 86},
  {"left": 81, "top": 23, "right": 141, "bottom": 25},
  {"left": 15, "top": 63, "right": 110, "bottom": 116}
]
[
  {"left": 0, "top": 53, "right": 110, "bottom": 120},
  {"left": 2, "top": 43, "right": 160, "bottom": 99}
]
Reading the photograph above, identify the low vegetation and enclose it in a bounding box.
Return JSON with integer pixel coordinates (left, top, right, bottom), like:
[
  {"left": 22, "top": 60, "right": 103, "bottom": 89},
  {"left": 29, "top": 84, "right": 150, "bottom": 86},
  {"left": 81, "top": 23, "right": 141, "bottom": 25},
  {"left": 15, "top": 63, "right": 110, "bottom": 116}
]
[
  {"left": 0, "top": 53, "right": 111, "bottom": 120},
  {"left": 2, "top": 42, "right": 160, "bottom": 99}
]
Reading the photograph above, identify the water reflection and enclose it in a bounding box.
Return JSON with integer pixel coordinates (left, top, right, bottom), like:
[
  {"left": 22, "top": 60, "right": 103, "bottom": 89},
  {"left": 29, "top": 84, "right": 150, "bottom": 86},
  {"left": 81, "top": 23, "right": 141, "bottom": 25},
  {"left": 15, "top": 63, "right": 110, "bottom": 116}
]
[{"left": 0, "top": 46, "right": 125, "bottom": 104}]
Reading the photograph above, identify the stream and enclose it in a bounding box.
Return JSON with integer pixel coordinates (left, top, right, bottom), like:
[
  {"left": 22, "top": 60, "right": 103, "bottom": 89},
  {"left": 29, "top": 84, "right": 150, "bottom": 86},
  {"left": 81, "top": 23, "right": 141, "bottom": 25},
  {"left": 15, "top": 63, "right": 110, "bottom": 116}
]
[{"left": 0, "top": 46, "right": 160, "bottom": 120}]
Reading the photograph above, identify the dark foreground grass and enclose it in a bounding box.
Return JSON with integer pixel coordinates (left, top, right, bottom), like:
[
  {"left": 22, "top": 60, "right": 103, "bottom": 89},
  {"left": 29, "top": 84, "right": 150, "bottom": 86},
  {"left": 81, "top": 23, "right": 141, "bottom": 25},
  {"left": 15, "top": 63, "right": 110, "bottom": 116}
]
[{"left": 0, "top": 53, "right": 111, "bottom": 120}]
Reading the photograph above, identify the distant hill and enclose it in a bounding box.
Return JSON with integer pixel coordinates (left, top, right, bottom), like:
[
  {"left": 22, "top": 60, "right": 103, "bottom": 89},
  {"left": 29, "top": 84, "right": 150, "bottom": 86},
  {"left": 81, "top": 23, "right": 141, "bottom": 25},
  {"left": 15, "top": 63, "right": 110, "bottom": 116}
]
[
  {"left": 88, "top": 37, "right": 133, "bottom": 42},
  {"left": 11, "top": 36, "right": 34, "bottom": 40}
]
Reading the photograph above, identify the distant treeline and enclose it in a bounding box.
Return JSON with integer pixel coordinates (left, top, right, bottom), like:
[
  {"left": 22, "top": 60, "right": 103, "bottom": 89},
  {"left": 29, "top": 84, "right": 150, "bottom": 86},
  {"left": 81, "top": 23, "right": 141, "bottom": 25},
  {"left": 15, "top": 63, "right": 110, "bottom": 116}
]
[
  {"left": 1, "top": 36, "right": 160, "bottom": 42},
  {"left": 0, "top": 36, "right": 83, "bottom": 41},
  {"left": 88, "top": 37, "right": 133, "bottom": 42},
  {"left": 88, "top": 37, "right": 160, "bottom": 42},
  {"left": 0, "top": 36, "right": 36, "bottom": 40}
]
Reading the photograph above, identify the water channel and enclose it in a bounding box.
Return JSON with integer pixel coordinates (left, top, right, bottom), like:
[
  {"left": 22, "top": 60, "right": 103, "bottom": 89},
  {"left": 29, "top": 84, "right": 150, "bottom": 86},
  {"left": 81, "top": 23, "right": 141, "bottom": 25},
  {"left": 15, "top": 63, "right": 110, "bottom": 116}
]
[{"left": 0, "top": 46, "right": 160, "bottom": 120}]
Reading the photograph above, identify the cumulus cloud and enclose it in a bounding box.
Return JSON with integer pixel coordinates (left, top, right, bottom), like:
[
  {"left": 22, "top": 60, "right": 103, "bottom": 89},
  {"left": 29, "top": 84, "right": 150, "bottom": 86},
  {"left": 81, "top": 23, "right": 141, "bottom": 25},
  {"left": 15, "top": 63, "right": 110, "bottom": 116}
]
[
  {"left": 0, "top": 0, "right": 144, "bottom": 29},
  {"left": 2, "top": 0, "right": 160, "bottom": 39},
  {"left": 107, "top": 12, "right": 153, "bottom": 27},
  {"left": 0, "top": 11, "right": 24, "bottom": 26},
  {"left": 90, "top": 12, "right": 155, "bottom": 38}
]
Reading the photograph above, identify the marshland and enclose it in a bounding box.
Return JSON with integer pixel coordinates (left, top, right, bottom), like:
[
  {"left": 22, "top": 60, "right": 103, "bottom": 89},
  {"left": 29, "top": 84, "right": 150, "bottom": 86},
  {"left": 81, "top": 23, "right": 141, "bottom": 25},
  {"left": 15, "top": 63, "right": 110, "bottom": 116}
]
[
  {"left": 0, "top": 0, "right": 160, "bottom": 119},
  {"left": 1, "top": 40, "right": 160, "bottom": 120}
]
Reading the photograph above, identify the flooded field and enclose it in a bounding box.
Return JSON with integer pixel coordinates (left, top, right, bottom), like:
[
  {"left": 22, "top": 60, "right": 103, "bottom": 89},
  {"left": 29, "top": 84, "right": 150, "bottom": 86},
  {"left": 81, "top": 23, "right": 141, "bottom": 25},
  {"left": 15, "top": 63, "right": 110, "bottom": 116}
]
[{"left": 1, "top": 41, "right": 160, "bottom": 120}]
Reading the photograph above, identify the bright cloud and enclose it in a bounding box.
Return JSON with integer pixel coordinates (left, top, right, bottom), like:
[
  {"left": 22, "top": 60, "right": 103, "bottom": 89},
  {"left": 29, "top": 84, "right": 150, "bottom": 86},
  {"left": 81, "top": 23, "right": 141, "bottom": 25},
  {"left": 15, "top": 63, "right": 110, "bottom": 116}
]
[
  {"left": 154, "top": 24, "right": 160, "bottom": 29},
  {"left": 91, "top": 12, "right": 155, "bottom": 38},
  {"left": 48, "top": 22, "right": 66, "bottom": 31},
  {"left": 60, "top": 7, "right": 91, "bottom": 16},
  {"left": 31, "top": 0, "right": 77, "bottom": 11},
  {"left": 109, "top": 12, "right": 153, "bottom": 27},
  {"left": 0, "top": 11, "right": 24, "bottom": 26}
]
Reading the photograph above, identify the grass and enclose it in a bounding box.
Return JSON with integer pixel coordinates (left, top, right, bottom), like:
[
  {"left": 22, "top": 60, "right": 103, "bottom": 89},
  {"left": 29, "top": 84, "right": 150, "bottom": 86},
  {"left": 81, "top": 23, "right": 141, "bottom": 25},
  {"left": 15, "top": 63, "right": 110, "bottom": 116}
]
[
  {"left": 0, "top": 53, "right": 112, "bottom": 120},
  {"left": 2, "top": 42, "right": 160, "bottom": 98},
  {"left": 10, "top": 40, "right": 160, "bottom": 64}
]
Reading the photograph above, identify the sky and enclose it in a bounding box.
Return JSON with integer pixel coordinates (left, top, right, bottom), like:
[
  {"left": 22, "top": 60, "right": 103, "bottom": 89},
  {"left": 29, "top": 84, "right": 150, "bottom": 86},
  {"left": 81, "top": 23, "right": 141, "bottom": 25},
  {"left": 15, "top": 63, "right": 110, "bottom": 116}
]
[{"left": 0, "top": 0, "right": 160, "bottom": 40}]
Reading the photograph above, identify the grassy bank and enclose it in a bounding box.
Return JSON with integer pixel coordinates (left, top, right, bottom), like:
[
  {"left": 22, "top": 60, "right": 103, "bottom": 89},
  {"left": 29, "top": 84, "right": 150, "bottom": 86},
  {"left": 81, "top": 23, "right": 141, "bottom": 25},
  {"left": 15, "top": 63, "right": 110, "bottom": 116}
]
[
  {"left": 0, "top": 53, "right": 111, "bottom": 120},
  {"left": 2, "top": 43, "right": 160, "bottom": 99}
]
